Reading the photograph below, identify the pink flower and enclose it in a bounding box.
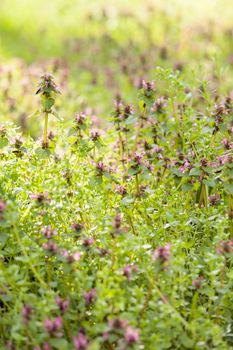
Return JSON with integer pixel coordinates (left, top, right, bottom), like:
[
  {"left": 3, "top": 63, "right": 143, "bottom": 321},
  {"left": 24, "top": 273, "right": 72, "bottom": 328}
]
[
  {"left": 41, "top": 225, "right": 56, "bottom": 239},
  {"left": 192, "top": 276, "right": 204, "bottom": 290},
  {"left": 83, "top": 288, "right": 97, "bottom": 305},
  {"left": 55, "top": 296, "right": 69, "bottom": 314},
  {"left": 123, "top": 265, "right": 138, "bottom": 281},
  {"left": 124, "top": 327, "right": 139, "bottom": 344},
  {"left": 22, "top": 304, "right": 33, "bottom": 323},
  {"left": 44, "top": 316, "right": 63, "bottom": 336},
  {"left": 152, "top": 244, "right": 171, "bottom": 264},
  {"left": 82, "top": 238, "right": 94, "bottom": 247},
  {"left": 43, "top": 241, "right": 58, "bottom": 254},
  {"left": 217, "top": 240, "right": 233, "bottom": 255},
  {"left": 73, "top": 332, "right": 88, "bottom": 350},
  {"left": 0, "top": 200, "right": 6, "bottom": 220},
  {"left": 0, "top": 200, "right": 6, "bottom": 213},
  {"left": 61, "top": 250, "right": 81, "bottom": 263}
]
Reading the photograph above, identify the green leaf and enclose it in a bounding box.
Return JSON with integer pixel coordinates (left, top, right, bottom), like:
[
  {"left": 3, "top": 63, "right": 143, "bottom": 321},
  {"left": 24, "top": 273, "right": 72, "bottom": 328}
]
[
  {"left": 203, "top": 179, "right": 216, "bottom": 188},
  {"left": 42, "top": 97, "right": 55, "bottom": 111},
  {"left": 0, "top": 232, "right": 8, "bottom": 246},
  {"left": 0, "top": 137, "right": 8, "bottom": 148},
  {"left": 182, "top": 183, "right": 193, "bottom": 192},
  {"left": 124, "top": 115, "right": 137, "bottom": 125},
  {"left": 50, "top": 338, "right": 69, "bottom": 349},
  {"left": 189, "top": 168, "right": 201, "bottom": 176},
  {"left": 224, "top": 183, "right": 233, "bottom": 194},
  {"left": 51, "top": 110, "right": 62, "bottom": 121}
]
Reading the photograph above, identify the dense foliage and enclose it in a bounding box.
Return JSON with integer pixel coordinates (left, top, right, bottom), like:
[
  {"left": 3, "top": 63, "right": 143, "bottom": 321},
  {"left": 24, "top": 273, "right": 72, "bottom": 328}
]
[{"left": 0, "top": 1, "right": 233, "bottom": 349}]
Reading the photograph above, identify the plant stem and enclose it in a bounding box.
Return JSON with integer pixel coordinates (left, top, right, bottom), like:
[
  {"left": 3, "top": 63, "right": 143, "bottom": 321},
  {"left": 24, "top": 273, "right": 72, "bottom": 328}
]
[
  {"left": 44, "top": 112, "right": 49, "bottom": 144},
  {"left": 118, "top": 131, "right": 125, "bottom": 173},
  {"left": 228, "top": 195, "right": 233, "bottom": 237},
  {"left": 136, "top": 173, "right": 140, "bottom": 196}
]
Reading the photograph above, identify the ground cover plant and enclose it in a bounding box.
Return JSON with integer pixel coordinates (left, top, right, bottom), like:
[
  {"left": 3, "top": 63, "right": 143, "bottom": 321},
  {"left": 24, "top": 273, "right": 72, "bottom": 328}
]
[{"left": 0, "top": 1, "right": 233, "bottom": 349}]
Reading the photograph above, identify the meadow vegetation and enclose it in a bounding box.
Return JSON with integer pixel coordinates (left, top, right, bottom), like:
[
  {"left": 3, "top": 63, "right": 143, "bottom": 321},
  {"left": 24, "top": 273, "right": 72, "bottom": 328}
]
[{"left": 0, "top": 1, "right": 232, "bottom": 349}]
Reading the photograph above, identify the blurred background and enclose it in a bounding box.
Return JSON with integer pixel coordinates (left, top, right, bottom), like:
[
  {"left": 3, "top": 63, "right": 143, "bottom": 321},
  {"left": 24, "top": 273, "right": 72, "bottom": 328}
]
[{"left": 0, "top": 0, "right": 232, "bottom": 135}]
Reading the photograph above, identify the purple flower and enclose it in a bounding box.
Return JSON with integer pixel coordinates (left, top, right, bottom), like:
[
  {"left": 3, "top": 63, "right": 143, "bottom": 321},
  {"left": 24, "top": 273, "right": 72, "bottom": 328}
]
[
  {"left": 97, "top": 247, "right": 109, "bottom": 257},
  {"left": 82, "top": 238, "right": 94, "bottom": 247},
  {"left": 200, "top": 158, "right": 208, "bottom": 167},
  {"left": 34, "top": 345, "right": 52, "bottom": 350},
  {"left": 123, "top": 265, "right": 138, "bottom": 281},
  {"left": 108, "top": 318, "right": 128, "bottom": 329},
  {"left": 132, "top": 152, "right": 144, "bottom": 166},
  {"left": 71, "top": 223, "right": 84, "bottom": 232},
  {"left": 142, "top": 80, "right": 155, "bottom": 94},
  {"left": 0, "top": 200, "right": 6, "bottom": 213},
  {"left": 55, "top": 296, "right": 69, "bottom": 314},
  {"left": 151, "top": 96, "right": 166, "bottom": 113},
  {"left": 75, "top": 112, "right": 86, "bottom": 126},
  {"left": 61, "top": 249, "right": 81, "bottom": 263},
  {"left": 42, "top": 343, "right": 52, "bottom": 350},
  {"left": 22, "top": 304, "right": 33, "bottom": 323},
  {"left": 115, "top": 185, "right": 127, "bottom": 196},
  {"left": 113, "top": 213, "right": 122, "bottom": 234},
  {"left": 41, "top": 225, "right": 56, "bottom": 239},
  {"left": 0, "top": 200, "right": 6, "bottom": 220},
  {"left": 124, "top": 327, "right": 139, "bottom": 344},
  {"left": 36, "top": 73, "right": 60, "bottom": 96},
  {"left": 30, "top": 192, "right": 49, "bottom": 204},
  {"left": 6, "top": 341, "right": 16, "bottom": 350},
  {"left": 123, "top": 104, "right": 133, "bottom": 119},
  {"left": 152, "top": 244, "right": 171, "bottom": 264},
  {"left": 43, "top": 241, "right": 58, "bottom": 254},
  {"left": 217, "top": 240, "right": 233, "bottom": 255},
  {"left": 90, "top": 129, "right": 101, "bottom": 141},
  {"left": 96, "top": 161, "right": 107, "bottom": 174},
  {"left": 73, "top": 332, "right": 88, "bottom": 350},
  {"left": 83, "top": 288, "right": 97, "bottom": 305},
  {"left": 208, "top": 193, "right": 220, "bottom": 206},
  {"left": 192, "top": 276, "right": 204, "bottom": 290},
  {"left": 44, "top": 316, "right": 63, "bottom": 336}
]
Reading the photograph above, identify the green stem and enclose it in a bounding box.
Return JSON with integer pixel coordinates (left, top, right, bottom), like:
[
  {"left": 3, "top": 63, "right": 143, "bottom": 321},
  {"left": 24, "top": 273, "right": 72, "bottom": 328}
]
[
  {"left": 127, "top": 212, "right": 137, "bottom": 235},
  {"left": 43, "top": 112, "right": 49, "bottom": 144},
  {"left": 198, "top": 182, "right": 208, "bottom": 208},
  {"left": 118, "top": 131, "right": 125, "bottom": 173},
  {"left": 228, "top": 195, "right": 233, "bottom": 237},
  {"left": 135, "top": 173, "right": 140, "bottom": 196}
]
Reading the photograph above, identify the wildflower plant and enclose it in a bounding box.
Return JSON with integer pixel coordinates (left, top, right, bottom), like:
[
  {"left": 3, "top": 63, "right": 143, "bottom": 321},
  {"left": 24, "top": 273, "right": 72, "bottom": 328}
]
[
  {"left": 36, "top": 74, "right": 61, "bottom": 148},
  {"left": 0, "top": 5, "right": 233, "bottom": 349}
]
